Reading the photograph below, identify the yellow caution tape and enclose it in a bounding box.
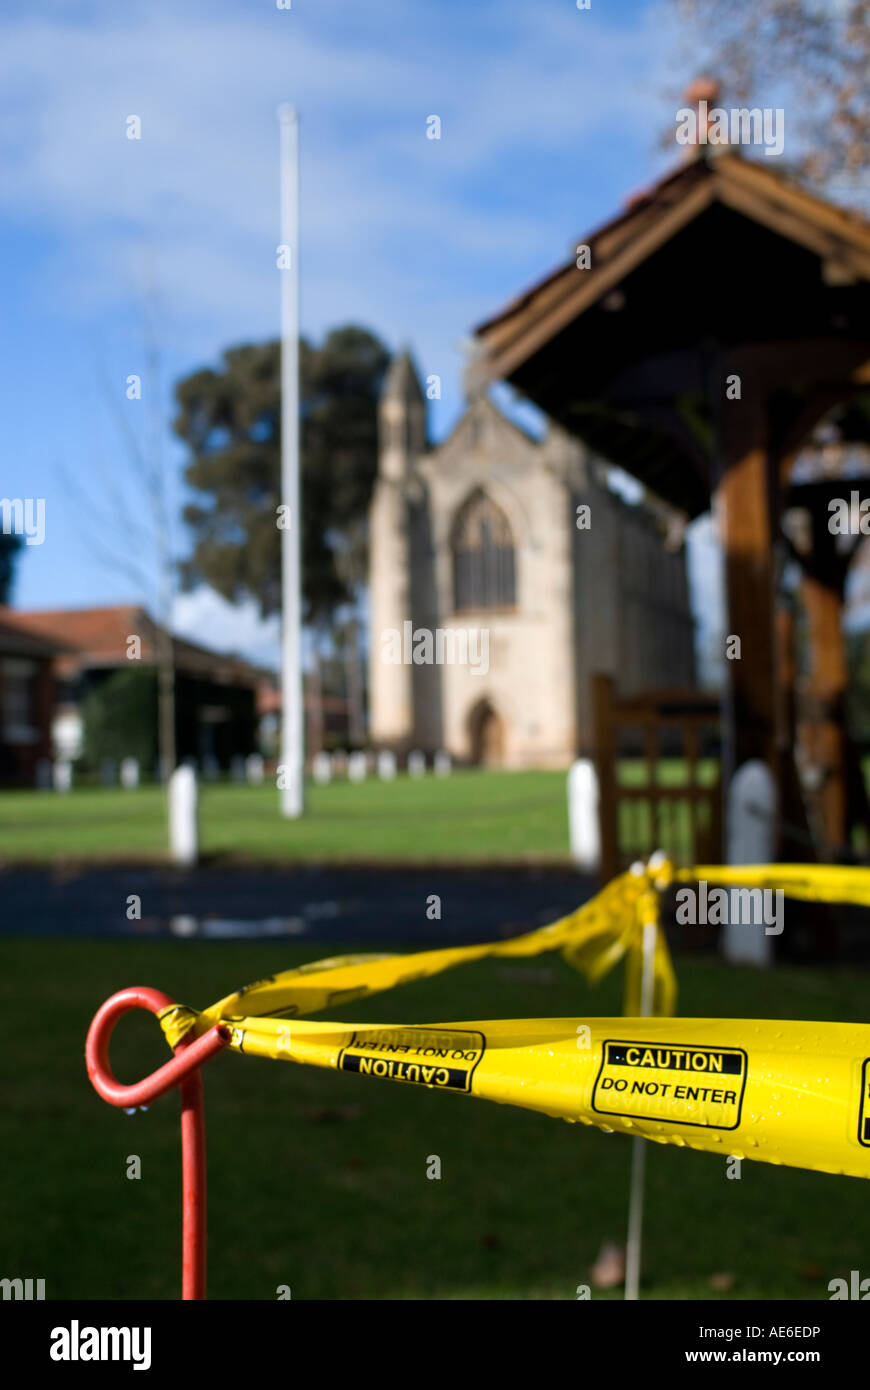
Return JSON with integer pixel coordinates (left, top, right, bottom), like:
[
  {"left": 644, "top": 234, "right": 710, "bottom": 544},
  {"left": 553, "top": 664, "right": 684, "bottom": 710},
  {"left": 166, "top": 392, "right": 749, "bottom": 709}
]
[
  {"left": 186, "top": 1009, "right": 870, "bottom": 1181},
  {"left": 159, "top": 868, "right": 676, "bottom": 1050},
  {"left": 664, "top": 859, "right": 870, "bottom": 909},
  {"left": 155, "top": 859, "right": 870, "bottom": 1181}
]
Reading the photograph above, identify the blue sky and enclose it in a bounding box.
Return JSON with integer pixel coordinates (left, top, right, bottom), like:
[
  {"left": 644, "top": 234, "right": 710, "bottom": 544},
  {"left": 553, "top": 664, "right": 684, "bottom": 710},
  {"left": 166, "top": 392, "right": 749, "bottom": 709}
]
[{"left": 0, "top": 0, "right": 720, "bottom": 665}]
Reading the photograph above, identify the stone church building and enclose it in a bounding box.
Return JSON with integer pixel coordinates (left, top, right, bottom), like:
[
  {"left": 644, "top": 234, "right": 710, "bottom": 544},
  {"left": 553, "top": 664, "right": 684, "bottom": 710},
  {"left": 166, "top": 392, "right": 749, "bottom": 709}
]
[{"left": 368, "top": 353, "right": 696, "bottom": 768}]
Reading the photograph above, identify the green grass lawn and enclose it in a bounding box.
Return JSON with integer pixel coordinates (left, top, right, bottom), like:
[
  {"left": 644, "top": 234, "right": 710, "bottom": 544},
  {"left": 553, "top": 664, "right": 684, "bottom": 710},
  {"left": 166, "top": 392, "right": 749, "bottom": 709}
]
[
  {"left": 3, "top": 935, "right": 869, "bottom": 1300},
  {"left": 0, "top": 771, "right": 572, "bottom": 865},
  {"left": 0, "top": 764, "right": 718, "bottom": 866}
]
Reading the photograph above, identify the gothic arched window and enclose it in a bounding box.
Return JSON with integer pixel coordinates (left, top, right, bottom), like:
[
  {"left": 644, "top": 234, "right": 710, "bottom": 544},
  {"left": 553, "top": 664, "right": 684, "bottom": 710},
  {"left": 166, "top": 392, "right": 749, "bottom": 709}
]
[{"left": 452, "top": 491, "right": 516, "bottom": 612}]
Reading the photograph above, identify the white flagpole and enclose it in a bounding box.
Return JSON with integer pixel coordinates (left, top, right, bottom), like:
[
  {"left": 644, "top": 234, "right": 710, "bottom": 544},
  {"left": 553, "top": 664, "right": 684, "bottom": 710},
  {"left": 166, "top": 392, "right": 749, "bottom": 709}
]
[{"left": 278, "top": 103, "right": 304, "bottom": 818}]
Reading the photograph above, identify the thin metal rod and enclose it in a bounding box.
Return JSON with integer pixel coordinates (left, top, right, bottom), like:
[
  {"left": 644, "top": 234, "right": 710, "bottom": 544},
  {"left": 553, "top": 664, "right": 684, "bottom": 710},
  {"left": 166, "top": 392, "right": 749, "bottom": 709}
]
[
  {"left": 624, "top": 916, "right": 658, "bottom": 1301},
  {"left": 179, "top": 1061, "right": 208, "bottom": 1299},
  {"left": 85, "top": 986, "right": 230, "bottom": 1300}
]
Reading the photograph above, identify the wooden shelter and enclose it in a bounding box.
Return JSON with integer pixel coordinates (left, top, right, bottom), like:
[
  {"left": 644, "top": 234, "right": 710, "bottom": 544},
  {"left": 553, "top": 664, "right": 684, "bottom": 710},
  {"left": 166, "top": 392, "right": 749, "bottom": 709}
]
[
  {"left": 469, "top": 137, "right": 870, "bottom": 856},
  {"left": 783, "top": 458, "right": 870, "bottom": 853}
]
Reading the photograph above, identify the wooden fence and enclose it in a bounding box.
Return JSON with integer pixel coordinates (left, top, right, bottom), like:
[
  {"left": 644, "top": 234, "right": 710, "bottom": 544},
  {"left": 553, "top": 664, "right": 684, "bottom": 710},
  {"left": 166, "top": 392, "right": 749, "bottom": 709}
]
[{"left": 591, "top": 673, "right": 723, "bottom": 882}]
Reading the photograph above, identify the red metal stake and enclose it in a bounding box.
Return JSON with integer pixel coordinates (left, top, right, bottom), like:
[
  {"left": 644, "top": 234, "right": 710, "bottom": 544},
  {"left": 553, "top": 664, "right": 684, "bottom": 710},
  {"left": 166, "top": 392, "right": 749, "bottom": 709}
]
[{"left": 86, "top": 986, "right": 230, "bottom": 1300}]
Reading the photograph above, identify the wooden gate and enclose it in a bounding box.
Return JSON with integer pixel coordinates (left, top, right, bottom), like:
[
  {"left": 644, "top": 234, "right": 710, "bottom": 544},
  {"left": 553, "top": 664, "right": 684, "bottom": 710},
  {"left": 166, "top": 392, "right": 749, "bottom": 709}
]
[{"left": 591, "top": 673, "right": 723, "bottom": 881}]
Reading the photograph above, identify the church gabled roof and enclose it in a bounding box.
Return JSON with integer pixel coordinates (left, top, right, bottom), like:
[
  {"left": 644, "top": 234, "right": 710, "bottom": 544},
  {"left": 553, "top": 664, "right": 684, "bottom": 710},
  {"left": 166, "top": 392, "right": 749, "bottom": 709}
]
[{"left": 430, "top": 391, "right": 540, "bottom": 462}]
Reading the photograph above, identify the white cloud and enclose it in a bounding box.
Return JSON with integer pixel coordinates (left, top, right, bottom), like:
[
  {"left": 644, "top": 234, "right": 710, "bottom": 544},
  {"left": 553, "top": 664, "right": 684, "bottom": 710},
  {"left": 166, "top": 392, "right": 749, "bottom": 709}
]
[
  {"left": 172, "top": 586, "right": 280, "bottom": 670},
  {"left": 0, "top": 0, "right": 679, "bottom": 365},
  {"left": 3, "top": 0, "right": 698, "bottom": 617}
]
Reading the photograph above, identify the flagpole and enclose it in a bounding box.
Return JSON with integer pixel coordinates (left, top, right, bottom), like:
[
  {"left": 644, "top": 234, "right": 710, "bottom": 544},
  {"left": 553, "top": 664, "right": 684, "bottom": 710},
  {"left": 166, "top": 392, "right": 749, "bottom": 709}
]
[{"left": 278, "top": 103, "right": 304, "bottom": 818}]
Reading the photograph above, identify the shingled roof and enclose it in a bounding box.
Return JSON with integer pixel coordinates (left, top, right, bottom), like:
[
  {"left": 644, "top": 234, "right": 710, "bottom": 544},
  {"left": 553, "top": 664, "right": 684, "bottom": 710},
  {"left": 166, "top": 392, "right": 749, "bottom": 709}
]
[
  {"left": 0, "top": 605, "right": 270, "bottom": 686},
  {"left": 469, "top": 151, "right": 870, "bottom": 517},
  {"left": 0, "top": 612, "right": 69, "bottom": 659}
]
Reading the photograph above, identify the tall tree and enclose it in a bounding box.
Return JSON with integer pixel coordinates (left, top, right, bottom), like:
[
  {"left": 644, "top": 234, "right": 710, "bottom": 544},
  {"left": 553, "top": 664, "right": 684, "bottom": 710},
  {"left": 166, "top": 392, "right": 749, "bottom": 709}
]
[
  {"left": 174, "top": 326, "right": 390, "bottom": 626},
  {"left": 62, "top": 293, "right": 178, "bottom": 781},
  {"left": 675, "top": 0, "right": 870, "bottom": 190}
]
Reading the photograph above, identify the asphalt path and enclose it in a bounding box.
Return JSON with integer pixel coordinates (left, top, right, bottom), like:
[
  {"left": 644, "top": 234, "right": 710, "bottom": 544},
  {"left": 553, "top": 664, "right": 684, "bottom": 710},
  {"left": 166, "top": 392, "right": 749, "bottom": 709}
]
[{"left": 0, "top": 864, "right": 598, "bottom": 944}]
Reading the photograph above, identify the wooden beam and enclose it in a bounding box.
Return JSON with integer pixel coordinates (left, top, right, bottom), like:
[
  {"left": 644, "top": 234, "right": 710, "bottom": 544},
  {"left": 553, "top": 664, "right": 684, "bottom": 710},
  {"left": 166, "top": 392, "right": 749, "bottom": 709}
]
[
  {"left": 720, "top": 155, "right": 870, "bottom": 260},
  {"left": 800, "top": 575, "right": 848, "bottom": 851},
  {"left": 716, "top": 179, "right": 870, "bottom": 284},
  {"left": 715, "top": 376, "right": 779, "bottom": 782}
]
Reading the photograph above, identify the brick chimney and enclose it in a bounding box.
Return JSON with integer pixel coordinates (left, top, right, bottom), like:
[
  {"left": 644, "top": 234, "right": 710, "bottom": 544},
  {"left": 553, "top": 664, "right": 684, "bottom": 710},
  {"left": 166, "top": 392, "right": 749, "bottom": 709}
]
[{"left": 682, "top": 75, "right": 721, "bottom": 157}]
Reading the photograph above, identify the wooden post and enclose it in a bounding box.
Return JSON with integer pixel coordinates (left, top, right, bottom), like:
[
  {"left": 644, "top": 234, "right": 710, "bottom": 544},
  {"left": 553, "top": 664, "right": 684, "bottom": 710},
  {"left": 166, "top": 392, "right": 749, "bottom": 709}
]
[
  {"left": 800, "top": 574, "right": 847, "bottom": 851},
  {"left": 715, "top": 376, "right": 780, "bottom": 842}
]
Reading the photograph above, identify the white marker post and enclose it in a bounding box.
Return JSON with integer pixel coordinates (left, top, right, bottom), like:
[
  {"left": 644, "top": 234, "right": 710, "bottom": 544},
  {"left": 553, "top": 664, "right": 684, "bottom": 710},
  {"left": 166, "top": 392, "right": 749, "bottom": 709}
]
[
  {"left": 246, "top": 753, "right": 265, "bottom": 785},
  {"left": 168, "top": 764, "right": 199, "bottom": 867},
  {"left": 53, "top": 759, "right": 72, "bottom": 793},
  {"left": 377, "top": 750, "right": 396, "bottom": 781},
  {"left": 278, "top": 102, "right": 304, "bottom": 819},
  {"left": 567, "top": 759, "right": 601, "bottom": 873},
  {"left": 348, "top": 751, "right": 367, "bottom": 783},
  {"left": 724, "top": 760, "right": 776, "bottom": 966},
  {"left": 120, "top": 757, "right": 140, "bottom": 790},
  {"left": 624, "top": 866, "right": 658, "bottom": 1302},
  {"left": 312, "top": 751, "right": 332, "bottom": 785}
]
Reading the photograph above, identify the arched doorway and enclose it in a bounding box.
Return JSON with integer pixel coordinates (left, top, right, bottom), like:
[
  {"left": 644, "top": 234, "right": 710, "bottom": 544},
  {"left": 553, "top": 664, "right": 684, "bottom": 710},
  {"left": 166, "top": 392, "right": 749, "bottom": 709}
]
[{"left": 468, "top": 698, "right": 506, "bottom": 766}]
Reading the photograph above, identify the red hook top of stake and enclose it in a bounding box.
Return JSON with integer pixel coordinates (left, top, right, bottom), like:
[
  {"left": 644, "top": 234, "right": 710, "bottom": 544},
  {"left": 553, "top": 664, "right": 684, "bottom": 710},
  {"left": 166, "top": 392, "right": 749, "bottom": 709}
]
[
  {"left": 86, "top": 985, "right": 229, "bottom": 1300},
  {"left": 86, "top": 986, "right": 230, "bottom": 1109}
]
